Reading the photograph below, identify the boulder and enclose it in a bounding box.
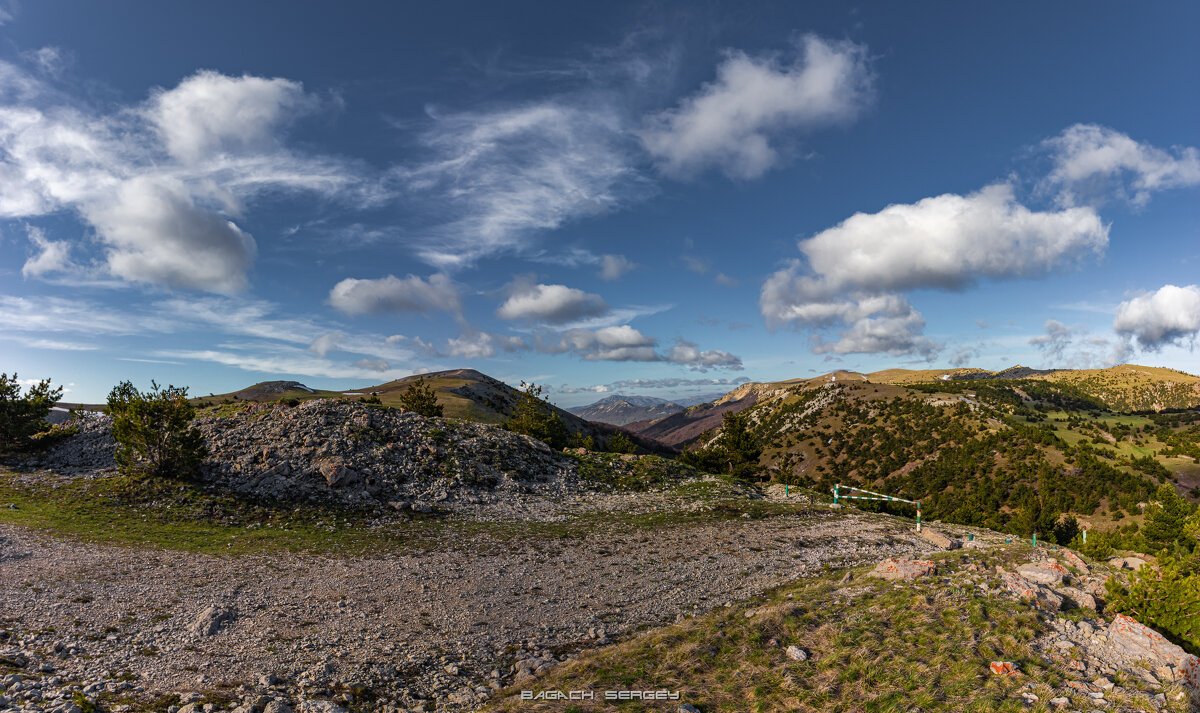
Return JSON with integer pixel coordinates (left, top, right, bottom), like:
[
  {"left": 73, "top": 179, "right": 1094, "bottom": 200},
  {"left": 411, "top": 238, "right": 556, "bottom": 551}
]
[
  {"left": 189, "top": 605, "right": 233, "bottom": 637},
  {"left": 917, "top": 528, "right": 959, "bottom": 550},
  {"left": 997, "top": 568, "right": 1063, "bottom": 610},
  {"left": 785, "top": 645, "right": 808, "bottom": 662},
  {"left": 867, "top": 558, "right": 936, "bottom": 581},
  {"left": 1107, "top": 556, "right": 1147, "bottom": 571},
  {"left": 1018, "top": 560, "right": 1069, "bottom": 586},
  {"left": 1105, "top": 614, "right": 1199, "bottom": 688},
  {"left": 318, "top": 460, "right": 358, "bottom": 488},
  {"left": 300, "top": 702, "right": 346, "bottom": 713},
  {"left": 1059, "top": 548, "right": 1090, "bottom": 573},
  {"left": 1056, "top": 586, "right": 1097, "bottom": 610}
]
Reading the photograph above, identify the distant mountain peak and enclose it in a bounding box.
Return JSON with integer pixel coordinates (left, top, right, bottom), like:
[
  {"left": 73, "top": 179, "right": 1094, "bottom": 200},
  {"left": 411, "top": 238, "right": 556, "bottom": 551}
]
[
  {"left": 588, "top": 394, "right": 672, "bottom": 408},
  {"left": 567, "top": 394, "right": 685, "bottom": 426}
]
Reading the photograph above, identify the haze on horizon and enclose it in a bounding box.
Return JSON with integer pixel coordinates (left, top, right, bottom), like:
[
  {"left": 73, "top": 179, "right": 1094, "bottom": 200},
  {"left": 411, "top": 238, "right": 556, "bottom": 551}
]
[{"left": 1, "top": 1, "right": 1198, "bottom": 407}]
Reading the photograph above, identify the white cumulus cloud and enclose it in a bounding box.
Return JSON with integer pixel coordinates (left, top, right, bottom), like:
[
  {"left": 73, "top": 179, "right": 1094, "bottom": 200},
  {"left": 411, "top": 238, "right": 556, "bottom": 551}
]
[
  {"left": 791, "top": 183, "right": 1108, "bottom": 296},
  {"left": 21, "top": 225, "right": 73, "bottom": 277},
  {"left": 760, "top": 183, "right": 1110, "bottom": 359},
  {"left": 556, "top": 325, "right": 660, "bottom": 362},
  {"left": 641, "top": 35, "right": 873, "bottom": 180},
  {"left": 352, "top": 357, "right": 391, "bottom": 372},
  {"left": 328, "top": 273, "right": 460, "bottom": 316},
  {"left": 496, "top": 281, "right": 608, "bottom": 323},
  {"left": 0, "top": 62, "right": 373, "bottom": 292},
  {"left": 147, "top": 70, "right": 320, "bottom": 164},
  {"left": 665, "top": 339, "right": 743, "bottom": 371},
  {"left": 1113, "top": 284, "right": 1200, "bottom": 350},
  {"left": 1042, "top": 124, "right": 1200, "bottom": 207},
  {"left": 599, "top": 254, "right": 636, "bottom": 280},
  {"left": 85, "top": 176, "right": 257, "bottom": 293}
]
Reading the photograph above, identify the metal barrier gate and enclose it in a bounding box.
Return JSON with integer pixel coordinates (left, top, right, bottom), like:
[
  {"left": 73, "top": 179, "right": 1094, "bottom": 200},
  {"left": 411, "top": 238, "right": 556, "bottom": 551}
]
[{"left": 832, "top": 484, "right": 922, "bottom": 531}]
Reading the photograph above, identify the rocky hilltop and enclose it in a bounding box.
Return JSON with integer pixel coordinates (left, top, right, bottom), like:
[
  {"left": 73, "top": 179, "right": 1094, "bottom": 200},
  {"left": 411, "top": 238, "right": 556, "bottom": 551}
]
[
  {"left": 192, "top": 370, "right": 670, "bottom": 455},
  {"left": 28, "top": 399, "right": 693, "bottom": 510}
]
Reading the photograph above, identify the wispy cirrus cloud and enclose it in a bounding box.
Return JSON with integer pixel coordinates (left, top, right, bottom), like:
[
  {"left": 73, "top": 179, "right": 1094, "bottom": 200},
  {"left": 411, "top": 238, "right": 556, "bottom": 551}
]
[{"left": 396, "top": 101, "right": 648, "bottom": 268}]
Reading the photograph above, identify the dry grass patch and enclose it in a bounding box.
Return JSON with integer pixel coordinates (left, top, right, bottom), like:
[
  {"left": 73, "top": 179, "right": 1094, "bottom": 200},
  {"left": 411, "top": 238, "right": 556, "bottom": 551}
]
[{"left": 486, "top": 554, "right": 1097, "bottom": 713}]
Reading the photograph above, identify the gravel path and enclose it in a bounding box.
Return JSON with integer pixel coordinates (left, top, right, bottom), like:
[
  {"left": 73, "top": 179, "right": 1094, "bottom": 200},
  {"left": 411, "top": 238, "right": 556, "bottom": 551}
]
[{"left": 0, "top": 504, "right": 932, "bottom": 713}]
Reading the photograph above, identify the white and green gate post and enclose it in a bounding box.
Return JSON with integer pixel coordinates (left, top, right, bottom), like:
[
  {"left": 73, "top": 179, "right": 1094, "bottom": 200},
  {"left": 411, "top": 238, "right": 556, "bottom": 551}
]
[{"left": 831, "top": 484, "right": 922, "bottom": 532}]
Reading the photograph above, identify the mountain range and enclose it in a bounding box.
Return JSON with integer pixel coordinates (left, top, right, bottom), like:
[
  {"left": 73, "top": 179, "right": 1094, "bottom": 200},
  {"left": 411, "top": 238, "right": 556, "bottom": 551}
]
[
  {"left": 566, "top": 394, "right": 686, "bottom": 426},
  {"left": 50, "top": 361, "right": 1200, "bottom": 534}
]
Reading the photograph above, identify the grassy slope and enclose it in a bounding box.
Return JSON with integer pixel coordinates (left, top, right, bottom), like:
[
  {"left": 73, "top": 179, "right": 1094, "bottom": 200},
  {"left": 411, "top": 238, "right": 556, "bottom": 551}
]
[
  {"left": 0, "top": 463, "right": 789, "bottom": 558},
  {"left": 675, "top": 374, "right": 1200, "bottom": 536},
  {"left": 485, "top": 546, "right": 1192, "bottom": 713},
  {"left": 869, "top": 364, "right": 1200, "bottom": 411}
]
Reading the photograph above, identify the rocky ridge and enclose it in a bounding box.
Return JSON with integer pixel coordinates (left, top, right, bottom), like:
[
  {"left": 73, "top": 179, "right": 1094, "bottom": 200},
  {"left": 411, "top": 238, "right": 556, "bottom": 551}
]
[{"left": 19, "top": 400, "right": 693, "bottom": 510}]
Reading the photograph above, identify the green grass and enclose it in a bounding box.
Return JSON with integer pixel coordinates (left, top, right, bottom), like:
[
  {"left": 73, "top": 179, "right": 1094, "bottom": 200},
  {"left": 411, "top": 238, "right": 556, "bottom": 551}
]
[
  {"left": 571, "top": 452, "right": 711, "bottom": 491},
  {"left": 0, "top": 469, "right": 815, "bottom": 557},
  {"left": 0, "top": 471, "right": 412, "bottom": 555}
]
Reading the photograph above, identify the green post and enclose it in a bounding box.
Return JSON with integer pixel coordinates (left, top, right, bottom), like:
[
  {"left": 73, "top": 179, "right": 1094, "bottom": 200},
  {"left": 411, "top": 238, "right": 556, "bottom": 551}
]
[
  {"left": 1083, "top": 529, "right": 1087, "bottom": 544},
  {"left": 833, "top": 484, "right": 839, "bottom": 505},
  {"left": 785, "top": 484, "right": 789, "bottom": 497},
  {"left": 916, "top": 503, "right": 922, "bottom": 532},
  {"left": 1032, "top": 532, "right": 1037, "bottom": 547},
  {"left": 968, "top": 533, "right": 974, "bottom": 542}
]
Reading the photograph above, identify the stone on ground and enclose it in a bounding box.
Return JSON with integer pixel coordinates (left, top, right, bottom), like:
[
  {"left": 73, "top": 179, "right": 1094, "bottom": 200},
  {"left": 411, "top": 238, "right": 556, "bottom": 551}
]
[
  {"left": 785, "top": 645, "right": 808, "bottom": 662},
  {"left": 1058, "top": 548, "right": 1089, "bottom": 573},
  {"left": 997, "top": 568, "right": 1063, "bottom": 610},
  {"left": 866, "top": 558, "right": 936, "bottom": 581},
  {"left": 1017, "top": 560, "right": 1068, "bottom": 585},
  {"left": 1056, "top": 585, "right": 1097, "bottom": 611},
  {"left": 300, "top": 701, "right": 347, "bottom": 713},
  {"left": 1107, "top": 556, "right": 1147, "bottom": 571},
  {"left": 189, "top": 605, "right": 233, "bottom": 637},
  {"left": 917, "top": 528, "right": 959, "bottom": 550}
]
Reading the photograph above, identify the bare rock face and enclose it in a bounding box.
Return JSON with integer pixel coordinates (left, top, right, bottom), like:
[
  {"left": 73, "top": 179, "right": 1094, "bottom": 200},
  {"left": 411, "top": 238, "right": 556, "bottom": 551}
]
[
  {"left": 1105, "top": 614, "right": 1199, "bottom": 688},
  {"left": 190, "top": 605, "right": 233, "bottom": 637},
  {"left": 867, "top": 558, "right": 936, "bottom": 581}
]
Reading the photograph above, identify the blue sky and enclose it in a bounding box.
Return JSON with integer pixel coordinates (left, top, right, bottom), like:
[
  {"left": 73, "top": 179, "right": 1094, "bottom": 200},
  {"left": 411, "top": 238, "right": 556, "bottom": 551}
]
[{"left": 1, "top": 1, "right": 1198, "bottom": 406}]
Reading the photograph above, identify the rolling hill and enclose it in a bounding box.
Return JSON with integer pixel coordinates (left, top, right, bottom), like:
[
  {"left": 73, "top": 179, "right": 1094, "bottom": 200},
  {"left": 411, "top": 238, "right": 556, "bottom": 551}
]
[
  {"left": 868, "top": 364, "right": 1200, "bottom": 412},
  {"left": 627, "top": 364, "right": 1200, "bottom": 536},
  {"left": 191, "top": 369, "right": 672, "bottom": 454}
]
